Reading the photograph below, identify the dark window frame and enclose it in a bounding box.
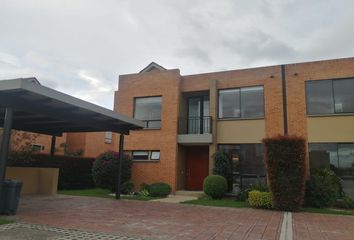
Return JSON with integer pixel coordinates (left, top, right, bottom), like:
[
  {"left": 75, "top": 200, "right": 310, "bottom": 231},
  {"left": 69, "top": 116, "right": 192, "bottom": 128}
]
[
  {"left": 306, "top": 77, "right": 354, "bottom": 115},
  {"left": 218, "top": 85, "right": 265, "bottom": 120},
  {"left": 133, "top": 96, "right": 162, "bottom": 129},
  {"left": 308, "top": 142, "right": 354, "bottom": 171}
]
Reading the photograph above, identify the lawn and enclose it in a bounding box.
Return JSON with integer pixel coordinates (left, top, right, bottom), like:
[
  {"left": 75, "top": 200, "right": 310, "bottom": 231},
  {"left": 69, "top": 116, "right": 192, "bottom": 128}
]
[
  {"left": 182, "top": 198, "right": 354, "bottom": 216},
  {"left": 0, "top": 218, "right": 13, "bottom": 225},
  {"left": 58, "top": 188, "right": 162, "bottom": 201},
  {"left": 302, "top": 207, "right": 354, "bottom": 216},
  {"left": 182, "top": 198, "right": 248, "bottom": 208}
]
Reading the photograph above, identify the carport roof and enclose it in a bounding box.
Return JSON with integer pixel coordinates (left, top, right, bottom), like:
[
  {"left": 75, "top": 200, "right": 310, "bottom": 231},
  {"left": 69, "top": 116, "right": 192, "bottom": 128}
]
[{"left": 0, "top": 78, "right": 144, "bottom": 136}]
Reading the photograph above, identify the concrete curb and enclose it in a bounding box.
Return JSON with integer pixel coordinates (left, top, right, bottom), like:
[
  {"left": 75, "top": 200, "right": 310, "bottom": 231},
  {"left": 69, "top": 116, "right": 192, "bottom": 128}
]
[{"left": 279, "top": 212, "right": 293, "bottom": 240}]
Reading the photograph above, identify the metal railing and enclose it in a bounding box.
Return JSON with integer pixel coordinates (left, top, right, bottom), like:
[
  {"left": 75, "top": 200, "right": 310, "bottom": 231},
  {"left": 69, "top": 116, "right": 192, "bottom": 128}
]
[
  {"left": 178, "top": 116, "right": 212, "bottom": 134},
  {"left": 141, "top": 119, "right": 161, "bottom": 129}
]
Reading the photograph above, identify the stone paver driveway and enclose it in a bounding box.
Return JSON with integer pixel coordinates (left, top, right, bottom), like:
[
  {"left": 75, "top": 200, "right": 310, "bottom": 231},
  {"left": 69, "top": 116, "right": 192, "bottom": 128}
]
[
  {"left": 11, "top": 195, "right": 282, "bottom": 240},
  {"left": 293, "top": 212, "right": 354, "bottom": 240},
  {"left": 6, "top": 195, "right": 354, "bottom": 240}
]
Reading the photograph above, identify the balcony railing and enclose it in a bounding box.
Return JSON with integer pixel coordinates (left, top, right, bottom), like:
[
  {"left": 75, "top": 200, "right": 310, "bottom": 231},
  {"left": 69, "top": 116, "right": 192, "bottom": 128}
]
[{"left": 178, "top": 116, "right": 212, "bottom": 134}]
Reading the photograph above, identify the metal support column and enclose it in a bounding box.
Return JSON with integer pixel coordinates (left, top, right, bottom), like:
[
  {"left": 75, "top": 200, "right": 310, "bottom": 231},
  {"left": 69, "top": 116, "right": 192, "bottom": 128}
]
[
  {"left": 0, "top": 108, "right": 13, "bottom": 197},
  {"left": 115, "top": 133, "right": 125, "bottom": 200},
  {"left": 50, "top": 136, "right": 56, "bottom": 161}
]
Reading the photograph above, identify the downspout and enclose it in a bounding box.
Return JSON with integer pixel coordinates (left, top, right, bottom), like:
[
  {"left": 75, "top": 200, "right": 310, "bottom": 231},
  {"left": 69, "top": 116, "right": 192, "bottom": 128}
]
[{"left": 281, "top": 65, "right": 288, "bottom": 135}]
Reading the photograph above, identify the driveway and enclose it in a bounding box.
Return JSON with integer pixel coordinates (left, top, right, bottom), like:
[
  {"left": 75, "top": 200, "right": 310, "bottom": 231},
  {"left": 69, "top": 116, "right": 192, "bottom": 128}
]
[
  {"left": 6, "top": 195, "right": 354, "bottom": 240},
  {"left": 10, "top": 195, "right": 282, "bottom": 240}
]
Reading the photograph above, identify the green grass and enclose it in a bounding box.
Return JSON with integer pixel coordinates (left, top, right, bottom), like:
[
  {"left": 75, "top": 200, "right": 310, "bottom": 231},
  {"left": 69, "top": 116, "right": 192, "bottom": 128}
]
[
  {"left": 182, "top": 198, "right": 248, "bottom": 208},
  {"left": 58, "top": 188, "right": 113, "bottom": 198},
  {"left": 302, "top": 207, "right": 354, "bottom": 216},
  {"left": 182, "top": 198, "right": 354, "bottom": 216},
  {"left": 58, "top": 188, "right": 162, "bottom": 201},
  {"left": 0, "top": 218, "right": 13, "bottom": 225}
]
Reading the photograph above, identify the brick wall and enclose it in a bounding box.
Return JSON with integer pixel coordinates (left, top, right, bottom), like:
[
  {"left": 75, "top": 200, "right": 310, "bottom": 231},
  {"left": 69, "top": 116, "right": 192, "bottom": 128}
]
[{"left": 115, "top": 69, "right": 181, "bottom": 192}]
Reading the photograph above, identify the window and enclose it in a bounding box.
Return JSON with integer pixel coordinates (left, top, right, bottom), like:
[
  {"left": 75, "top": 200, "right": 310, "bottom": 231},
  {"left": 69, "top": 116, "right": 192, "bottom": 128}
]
[
  {"left": 218, "top": 144, "right": 265, "bottom": 188},
  {"left": 218, "top": 86, "right": 264, "bottom": 119},
  {"left": 134, "top": 96, "right": 162, "bottom": 128},
  {"left": 219, "top": 144, "right": 264, "bottom": 175},
  {"left": 31, "top": 144, "right": 44, "bottom": 152},
  {"left": 132, "top": 151, "right": 149, "bottom": 161},
  {"left": 131, "top": 150, "right": 160, "bottom": 161},
  {"left": 306, "top": 78, "right": 354, "bottom": 115},
  {"left": 104, "top": 132, "right": 112, "bottom": 144},
  {"left": 309, "top": 143, "right": 354, "bottom": 196},
  {"left": 150, "top": 151, "right": 160, "bottom": 160}
]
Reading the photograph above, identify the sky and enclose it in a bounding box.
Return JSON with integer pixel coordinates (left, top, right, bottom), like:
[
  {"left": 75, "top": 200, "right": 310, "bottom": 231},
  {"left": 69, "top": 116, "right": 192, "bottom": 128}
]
[{"left": 1, "top": 0, "right": 354, "bottom": 109}]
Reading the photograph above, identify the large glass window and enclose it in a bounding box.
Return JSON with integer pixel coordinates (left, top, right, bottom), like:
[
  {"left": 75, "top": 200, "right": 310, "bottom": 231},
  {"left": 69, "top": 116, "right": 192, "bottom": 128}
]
[
  {"left": 309, "top": 143, "right": 354, "bottom": 196},
  {"left": 333, "top": 79, "right": 354, "bottom": 113},
  {"left": 218, "top": 144, "right": 265, "bottom": 188},
  {"left": 306, "top": 78, "right": 354, "bottom": 115},
  {"left": 306, "top": 80, "right": 334, "bottom": 115},
  {"left": 218, "top": 86, "right": 264, "bottom": 119},
  {"left": 218, "top": 89, "right": 240, "bottom": 118},
  {"left": 241, "top": 87, "right": 264, "bottom": 118},
  {"left": 134, "top": 96, "right": 162, "bottom": 128}
]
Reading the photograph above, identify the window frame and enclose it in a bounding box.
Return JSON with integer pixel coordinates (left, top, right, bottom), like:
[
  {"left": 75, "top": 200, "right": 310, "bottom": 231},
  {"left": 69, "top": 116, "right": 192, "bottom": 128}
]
[
  {"left": 306, "top": 77, "right": 354, "bottom": 116},
  {"left": 218, "top": 85, "right": 265, "bottom": 120},
  {"left": 133, "top": 96, "right": 162, "bottom": 129},
  {"left": 150, "top": 150, "right": 160, "bottom": 160},
  {"left": 129, "top": 150, "right": 160, "bottom": 162}
]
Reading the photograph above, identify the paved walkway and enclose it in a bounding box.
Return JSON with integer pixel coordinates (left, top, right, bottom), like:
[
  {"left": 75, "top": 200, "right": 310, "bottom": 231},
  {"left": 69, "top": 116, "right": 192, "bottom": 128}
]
[
  {"left": 10, "top": 195, "right": 282, "bottom": 240},
  {"left": 5, "top": 195, "right": 354, "bottom": 240},
  {"left": 293, "top": 212, "right": 354, "bottom": 240}
]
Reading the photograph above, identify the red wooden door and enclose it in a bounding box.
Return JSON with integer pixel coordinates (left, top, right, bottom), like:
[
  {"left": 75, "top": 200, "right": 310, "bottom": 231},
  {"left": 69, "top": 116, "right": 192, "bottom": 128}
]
[{"left": 185, "top": 146, "right": 209, "bottom": 190}]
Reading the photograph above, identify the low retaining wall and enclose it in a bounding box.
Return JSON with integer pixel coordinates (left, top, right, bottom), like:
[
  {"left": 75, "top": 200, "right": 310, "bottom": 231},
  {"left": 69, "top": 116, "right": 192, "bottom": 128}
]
[{"left": 5, "top": 167, "right": 59, "bottom": 195}]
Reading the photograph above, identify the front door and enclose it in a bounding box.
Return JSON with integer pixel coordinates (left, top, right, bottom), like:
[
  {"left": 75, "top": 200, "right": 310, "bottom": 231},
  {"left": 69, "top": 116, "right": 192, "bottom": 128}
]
[{"left": 185, "top": 146, "right": 209, "bottom": 190}]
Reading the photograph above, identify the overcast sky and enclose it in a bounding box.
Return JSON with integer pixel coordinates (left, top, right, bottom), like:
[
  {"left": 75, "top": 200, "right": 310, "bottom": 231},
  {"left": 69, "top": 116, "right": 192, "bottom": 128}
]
[{"left": 1, "top": 0, "right": 354, "bottom": 109}]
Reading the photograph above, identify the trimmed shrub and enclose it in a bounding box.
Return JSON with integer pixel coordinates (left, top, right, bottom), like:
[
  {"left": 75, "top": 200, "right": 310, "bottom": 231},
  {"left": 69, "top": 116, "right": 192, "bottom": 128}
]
[
  {"left": 8, "top": 153, "right": 95, "bottom": 190},
  {"left": 121, "top": 180, "right": 134, "bottom": 194},
  {"left": 92, "top": 151, "right": 132, "bottom": 192},
  {"left": 248, "top": 190, "right": 273, "bottom": 209},
  {"left": 263, "top": 135, "right": 306, "bottom": 211},
  {"left": 149, "top": 182, "right": 172, "bottom": 197},
  {"left": 203, "top": 175, "right": 228, "bottom": 199},
  {"left": 305, "top": 168, "right": 342, "bottom": 208},
  {"left": 213, "top": 151, "right": 233, "bottom": 191}
]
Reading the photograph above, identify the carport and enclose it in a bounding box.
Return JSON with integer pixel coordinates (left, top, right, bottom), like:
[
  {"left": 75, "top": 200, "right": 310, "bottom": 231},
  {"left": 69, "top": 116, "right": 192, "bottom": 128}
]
[{"left": 0, "top": 77, "right": 144, "bottom": 200}]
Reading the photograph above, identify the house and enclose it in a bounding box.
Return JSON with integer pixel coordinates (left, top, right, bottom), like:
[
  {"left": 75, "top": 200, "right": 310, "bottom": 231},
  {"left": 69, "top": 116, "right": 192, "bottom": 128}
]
[
  {"left": 114, "top": 57, "right": 354, "bottom": 195},
  {"left": 16, "top": 57, "right": 354, "bottom": 195}
]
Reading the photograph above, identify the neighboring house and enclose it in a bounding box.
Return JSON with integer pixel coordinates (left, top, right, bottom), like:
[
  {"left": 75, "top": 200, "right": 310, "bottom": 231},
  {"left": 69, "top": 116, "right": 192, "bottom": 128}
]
[{"left": 115, "top": 58, "right": 354, "bottom": 194}]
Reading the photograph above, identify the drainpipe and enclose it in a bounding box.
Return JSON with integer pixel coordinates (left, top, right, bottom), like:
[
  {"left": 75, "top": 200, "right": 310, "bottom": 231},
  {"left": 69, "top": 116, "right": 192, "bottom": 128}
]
[
  {"left": 116, "top": 133, "right": 125, "bottom": 200},
  {"left": 281, "top": 65, "right": 288, "bottom": 135},
  {"left": 0, "top": 108, "right": 14, "bottom": 198}
]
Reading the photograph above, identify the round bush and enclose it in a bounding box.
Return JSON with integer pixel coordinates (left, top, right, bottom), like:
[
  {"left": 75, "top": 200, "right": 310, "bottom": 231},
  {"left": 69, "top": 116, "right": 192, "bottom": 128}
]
[
  {"left": 92, "top": 151, "right": 132, "bottom": 192},
  {"left": 149, "top": 182, "right": 171, "bottom": 197},
  {"left": 305, "top": 168, "right": 342, "bottom": 208},
  {"left": 203, "top": 175, "right": 227, "bottom": 199}
]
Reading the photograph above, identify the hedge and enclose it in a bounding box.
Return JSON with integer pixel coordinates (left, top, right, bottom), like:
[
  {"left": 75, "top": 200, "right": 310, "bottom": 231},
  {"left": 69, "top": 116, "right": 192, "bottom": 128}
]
[
  {"left": 8, "top": 153, "right": 95, "bottom": 190},
  {"left": 263, "top": 135, "right": 306, "bottom": 211},
  {"left": 248, "top": 190, "right": 273, "bottom": 209}
]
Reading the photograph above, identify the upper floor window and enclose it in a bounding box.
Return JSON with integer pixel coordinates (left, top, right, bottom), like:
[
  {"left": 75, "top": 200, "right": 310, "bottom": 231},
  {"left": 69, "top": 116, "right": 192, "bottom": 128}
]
[
  {"left": 218, "top": 86, "right": 264, "bottom": 119},
  {"left": 306, "top": 78, "right": 354, "bottom": 115},
  {"left": 134, "top": 96, "right": 162, "bottom": 129}
]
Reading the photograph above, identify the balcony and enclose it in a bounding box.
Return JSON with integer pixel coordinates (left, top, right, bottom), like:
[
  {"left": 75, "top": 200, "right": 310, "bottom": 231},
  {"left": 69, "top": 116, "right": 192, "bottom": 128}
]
[{"left": 177, "top": 116, "right": 213, "bottom": 144}]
